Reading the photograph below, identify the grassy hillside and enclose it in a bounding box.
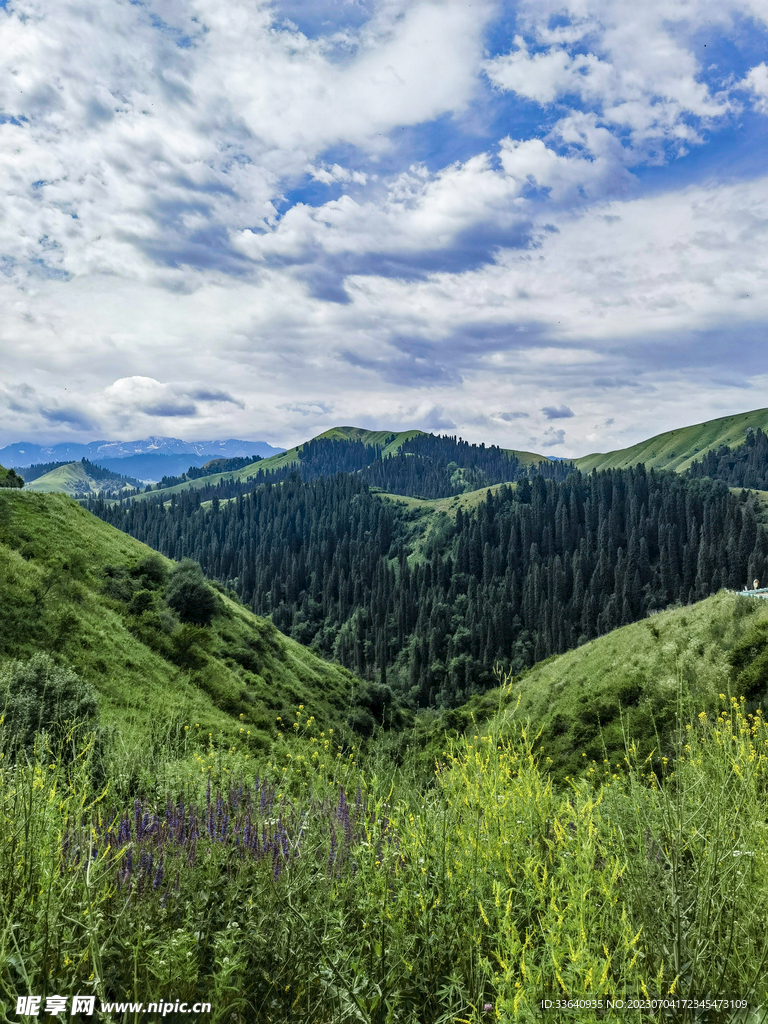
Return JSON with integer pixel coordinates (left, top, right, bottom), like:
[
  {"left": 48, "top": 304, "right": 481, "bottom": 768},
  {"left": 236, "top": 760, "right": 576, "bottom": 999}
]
[
  {"left": 24, "top": 460, "right": 133, "bottom": 496},
  {"left": 575, "top": 406, "right": 768, "bottom": 473},
  {"left": 0, "top": 490, "right": 377, "bottom": 756},
  {"left": 412, "top": 588, "right": 765, "bottom": 780}
]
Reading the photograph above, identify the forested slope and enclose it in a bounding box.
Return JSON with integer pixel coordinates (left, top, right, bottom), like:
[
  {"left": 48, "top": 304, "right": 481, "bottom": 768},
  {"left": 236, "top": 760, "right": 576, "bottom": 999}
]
[
  {"left": 0, "top": 463, "right": 23, "bottom": 488},
  {"left": 137, "top": 429, "right": 553, "bottom": 502}
]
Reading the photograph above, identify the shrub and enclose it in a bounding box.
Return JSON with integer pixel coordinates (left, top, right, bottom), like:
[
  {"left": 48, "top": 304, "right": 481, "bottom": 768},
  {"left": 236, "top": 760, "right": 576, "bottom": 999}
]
[
  {"left": 0, "top": 652, "right": 98, "bottom": 750},
  {"left": 170, "top": 622, "right": 214, "bottom": 668},
  {"left": 131, "top": 553, "right": 168, "bottom": 588},
  {"left": 102, "top": 564, "right": 137, "bottom": 602},
  {"left": 129, "top": 588, "right": 154, "bottom": 615},
  {"left": 165, "top": 559, "right": 218, "bottom": 626}
]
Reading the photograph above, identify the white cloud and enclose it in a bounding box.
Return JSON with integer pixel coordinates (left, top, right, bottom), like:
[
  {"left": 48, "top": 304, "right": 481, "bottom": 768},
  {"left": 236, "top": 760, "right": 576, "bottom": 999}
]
[
  {"left": 484, "top": 35, "right": 613, "bottom": 106},
  {"left": 0, "top": 0, "right": 492, "bottom": 287},
  {"left": 308, "top": 164, "right": 369, "bottom": 186},
  {"left": 485, "top": 0, "right": 733, "bottom": 159},
  {"left": 742, "top": 63, "right": 768, "bottom": 113}
]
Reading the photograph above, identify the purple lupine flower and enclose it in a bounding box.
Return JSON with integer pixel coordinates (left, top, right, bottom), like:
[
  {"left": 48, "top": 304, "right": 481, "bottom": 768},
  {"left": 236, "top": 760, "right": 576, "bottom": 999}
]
[
  {"left": 272, "top": 848, "right": 283, "bottom": 881},
  {"left": 277, "top": 820, "right": 288, "bottom": 859},
  {"left": 153, "top": 859, "right": 164, "bottom": 890},
  {"left": 134, "top": 799, "right": 141, "bottom": 840},
  {"left": 342, "top": 805, "right": 352, "bottom": 850},
  {"left": 336, "top": 786, "right": 346, "bottom": 822},
  {"left": 328, "top": 826, "right": 337, "bottom": 871}
]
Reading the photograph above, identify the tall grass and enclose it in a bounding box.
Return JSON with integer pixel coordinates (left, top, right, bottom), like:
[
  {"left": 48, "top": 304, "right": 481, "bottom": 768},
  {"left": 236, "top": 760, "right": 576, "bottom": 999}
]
[{"left": 1, "top": 686, "right": 767, "bottom": 1023}]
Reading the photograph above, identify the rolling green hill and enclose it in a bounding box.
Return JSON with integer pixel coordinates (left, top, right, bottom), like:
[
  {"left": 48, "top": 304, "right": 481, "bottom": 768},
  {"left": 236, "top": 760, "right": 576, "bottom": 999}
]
[
  {"left": 413, "top": 588, "right": 764, "bottom": 781},
  {"left": 132, "top": 426, "right": 550, "bottom": 502},
  {"left": 575, "top": 406, "right": 768, "bottom": 474},
  {"left": 26, "top": 461, "right": 109, "bottom": 495},
  {"left": 0, "top": 489, "right": 382, "bottom": 754}
]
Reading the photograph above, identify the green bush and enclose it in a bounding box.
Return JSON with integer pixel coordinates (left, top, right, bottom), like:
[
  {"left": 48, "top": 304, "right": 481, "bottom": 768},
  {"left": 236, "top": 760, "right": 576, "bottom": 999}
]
[
  {"left": 102, "top": 564, "right": 137, "bottom": 602},
  {"left": 130, "top": 553, "right": 168, "bottom": 588},
  {"left": 165, "top": 559, "right": 218, "bottom": 626},
  {"left": 170, "top": 622, "right": 214, "bottom": 668},
  {"left": 0, "top": 652, "right": 98, "bottom": 750}
]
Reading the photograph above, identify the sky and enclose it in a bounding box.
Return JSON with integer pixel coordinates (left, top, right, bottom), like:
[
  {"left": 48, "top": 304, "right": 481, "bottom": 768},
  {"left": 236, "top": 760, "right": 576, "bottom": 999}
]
[{"left": 0, "top": 0, "right": 767, "bottom": 457}]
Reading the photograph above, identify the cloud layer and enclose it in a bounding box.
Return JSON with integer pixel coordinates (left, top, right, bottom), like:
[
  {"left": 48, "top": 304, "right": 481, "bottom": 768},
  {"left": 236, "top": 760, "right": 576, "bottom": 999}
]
[{"left": 0, "top": 0, "right": 767, "bottom": 454}]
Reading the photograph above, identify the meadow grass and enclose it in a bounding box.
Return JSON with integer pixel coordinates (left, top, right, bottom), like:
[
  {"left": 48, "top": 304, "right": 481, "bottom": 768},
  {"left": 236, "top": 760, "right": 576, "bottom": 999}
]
[{"left": 2, "top": 683, "right": 767, "bottom": 1024}]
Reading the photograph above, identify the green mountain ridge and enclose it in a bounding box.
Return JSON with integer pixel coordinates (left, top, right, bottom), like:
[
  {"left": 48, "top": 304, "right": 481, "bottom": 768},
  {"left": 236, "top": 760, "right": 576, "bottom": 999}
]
[
  {"left": 107, "top": 407, "right": 768, "bottom": 504},
  {"left": 11, "top": 406, "right": 768, "bottom": 501},
  {"left": 574, "top": 406, "right": 768, "bottom": 474},
  {"left": 128, "top": 426, "right": 550, "bottom": 502}
]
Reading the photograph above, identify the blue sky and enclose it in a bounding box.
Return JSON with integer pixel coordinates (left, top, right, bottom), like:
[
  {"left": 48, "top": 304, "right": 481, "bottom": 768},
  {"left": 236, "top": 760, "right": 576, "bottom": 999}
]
[{"left": 0, "top": 0, "right": 767, "bottom": 455}]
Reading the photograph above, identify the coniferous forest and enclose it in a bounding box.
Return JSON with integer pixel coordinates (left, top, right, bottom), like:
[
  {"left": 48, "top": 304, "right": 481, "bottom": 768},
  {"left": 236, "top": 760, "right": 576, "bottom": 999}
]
[{"left": 93, "top": 440, "right": 768, "bottom": 708}]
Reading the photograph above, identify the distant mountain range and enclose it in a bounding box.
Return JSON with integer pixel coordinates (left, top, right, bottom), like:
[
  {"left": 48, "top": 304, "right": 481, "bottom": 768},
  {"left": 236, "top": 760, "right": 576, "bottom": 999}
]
[{"left": 0, "top": 436, "right": 285, "bottom": 482}]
